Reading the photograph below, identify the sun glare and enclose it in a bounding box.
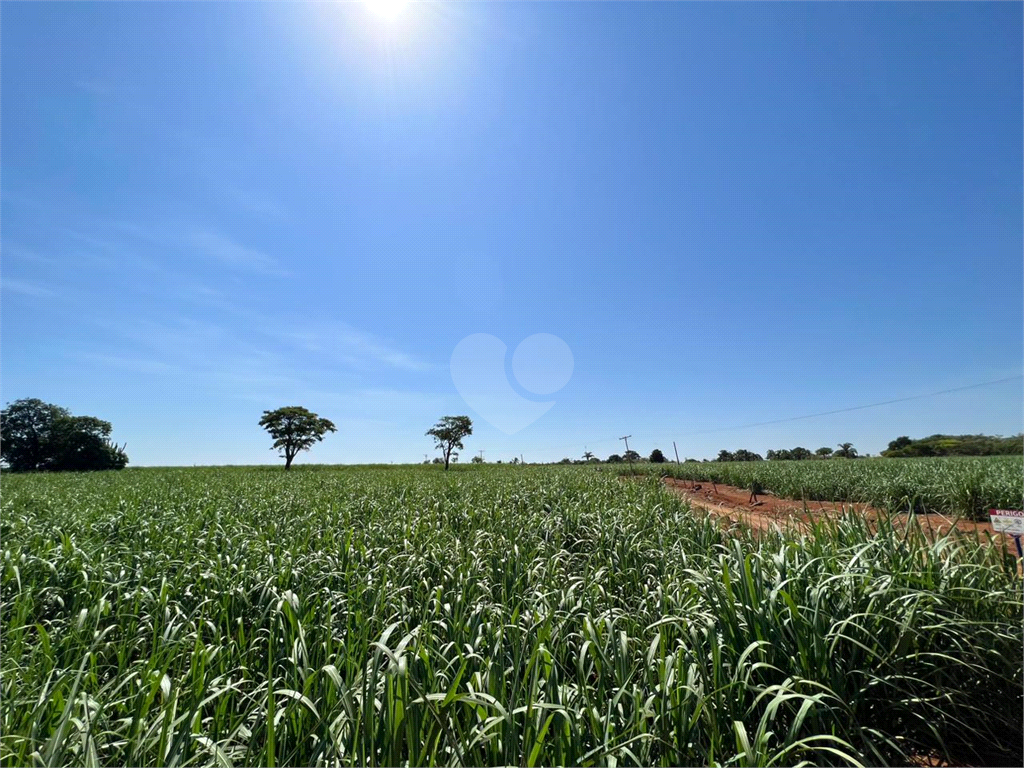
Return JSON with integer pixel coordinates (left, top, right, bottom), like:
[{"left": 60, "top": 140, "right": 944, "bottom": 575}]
[{"left": 363, "top": 0, "right": 409, "bottom": 22}]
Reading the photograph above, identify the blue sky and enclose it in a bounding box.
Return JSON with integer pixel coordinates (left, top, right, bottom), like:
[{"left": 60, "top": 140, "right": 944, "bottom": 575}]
[{"left": 2, "top": 1, "right": 1021, "bottom": 466}]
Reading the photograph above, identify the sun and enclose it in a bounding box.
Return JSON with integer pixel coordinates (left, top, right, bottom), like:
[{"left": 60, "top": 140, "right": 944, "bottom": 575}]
[{"left": 363, "top": 0, "right": 409, "bottom": 22}]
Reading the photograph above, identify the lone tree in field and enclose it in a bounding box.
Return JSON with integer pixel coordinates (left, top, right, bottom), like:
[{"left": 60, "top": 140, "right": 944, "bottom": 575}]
[
  {"left": 649, "top": 448, "right": 667, "bottom": 463},
  {"left": 426, "top": 415, "right": 472, "bottom": 470},
  {"left": 259, "top": 406, "right": 336, "bottom": 470}
]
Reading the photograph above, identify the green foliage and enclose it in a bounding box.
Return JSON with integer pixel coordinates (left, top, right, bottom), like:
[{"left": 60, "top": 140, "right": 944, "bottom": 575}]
[
  {"left": 883, "top": 433, "right": 1024, "bottom": 457},
  {"left": 606, "top": 454, "right": 623, "bottom": 463},
  {"left": 815, "top": 446, "right": 833, "bottom": 457},
  {"left": 0, "top": 398, "right": 128, "bottom": 472},
  {"left": 649, "top": 448, "right": 667, "bottom": 463},
  {"left": 887, "top": 436, "right": 913, "bottom": 452},
  {"left": 1, "top": 465, "right": 1019, "bottom": 767},
  {"left": 426, "top": 415, "right": 473, "bottom": 470},
  {"left": 733, "top": 449, "right": 763, "bottom": 462},
  {"left": 259, "top": 406, "right": 337, "bottom": 470},
  {"left": 717, "top": 449, "right": 764, "bottom": 462},
  {"left": 834, "top": 442, "right": 859, "bottom": 459},
  {"left": 766, "top": 447, "right": 812, "bottom": 461}
]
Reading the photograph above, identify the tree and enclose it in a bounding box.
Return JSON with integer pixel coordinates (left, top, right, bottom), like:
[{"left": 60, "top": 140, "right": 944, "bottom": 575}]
[
  {"left": 606, "top": 453, "right": 623, "bottom": 463},
  {"left": 583, "top": 450, "right": 595, "bottom": 462},
  {"left": 1, "top": 398, "right": 128, "bottom": 472},
  {"left": 1, "top": 398, "right": 69, "bottom": 471},
  {"left": 623, "top": 450, "right": 641, "bottom": 462},
  {"left": 471, "top": 455, "right": 484, "bottom": 464},
  {"left": 887, "top": 436, "right": 913, "bottom": 452},
  {"left": 815, "top": 447, "right": 833, "bottom": 458},
  {"left": 259, "top": 406, "right": 336, "bottom": 469},
  {"left": 834, "top": 442, "right": 858, "bottom": 459},
  {"left": 49, "top": 415, "right": 129, "bottom": 471},
  {"left": 717, "top": 450, "right": 735, "bottom": 462},
  {"left": 426, "top": 415, "right": 472, "bottom": 470},
  {"left": 733, "top": 449, "right": 763, "bottom": 462},
  {"left": 649, "top": 448, "right": 667, "bottom": 463},
  {"left": 790, "top": 447, "right": 812, "bottom": 461}
]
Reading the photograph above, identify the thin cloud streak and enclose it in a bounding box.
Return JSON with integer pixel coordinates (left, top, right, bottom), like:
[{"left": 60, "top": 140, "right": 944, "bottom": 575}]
[
  {"left": 190, "top": 229, "right": 288, "bottom": 276},
  {"left": 71, "top": 352, "right": 183, "bottom": 376},
  {"left": 2, "top": 279, "right": 58, "bottom": 298}
]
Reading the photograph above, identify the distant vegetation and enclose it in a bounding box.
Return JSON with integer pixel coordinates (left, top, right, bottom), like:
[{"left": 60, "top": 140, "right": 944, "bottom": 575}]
[
  {"left": 882, "top": 433, "right": 1023, "bottom": 457},
  {"left": 0, "top": 398, "right": 128, "bottom": 472},
  {"left": 716, "top": 449, "right": 763, "bottom": 462}
]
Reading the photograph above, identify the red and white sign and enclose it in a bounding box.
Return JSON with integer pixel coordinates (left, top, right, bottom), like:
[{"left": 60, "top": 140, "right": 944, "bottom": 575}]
[{"left": 989, "top": 509, "right": 1024, "bottom": 536}]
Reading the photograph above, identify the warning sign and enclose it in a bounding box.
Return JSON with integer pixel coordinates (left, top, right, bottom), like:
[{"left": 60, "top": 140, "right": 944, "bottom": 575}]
[{"left": 989, "top": 509, "right": 1024, "bottom": 536}]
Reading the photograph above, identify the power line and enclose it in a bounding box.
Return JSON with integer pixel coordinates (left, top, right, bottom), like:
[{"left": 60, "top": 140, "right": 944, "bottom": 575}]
[
  {"left": 675, "top": 375, "right": 1023, "bottom": 437},
  {"left": 474, "top": 374, "right": 1022, "bottom": 457}
]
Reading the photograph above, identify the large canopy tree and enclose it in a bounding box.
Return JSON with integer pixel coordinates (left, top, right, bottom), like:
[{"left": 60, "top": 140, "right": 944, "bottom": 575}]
[
  {"left": 426, "top": 415, "right": 472, "bottom": 470},
  {"left": 0, "top": 398, "right": 128, "bottom": 472},
  {"left": 259, "top": 406, "right": 336, "bottom": 469}
]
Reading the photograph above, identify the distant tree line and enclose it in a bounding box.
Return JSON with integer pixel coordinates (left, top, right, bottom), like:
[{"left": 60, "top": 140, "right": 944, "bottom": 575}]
[
  {"left": 882, "top": 434, "right": 1023, "bottom": 458},
  {"left": 717, "top": 443, "right": 862, "bottom": 461}
]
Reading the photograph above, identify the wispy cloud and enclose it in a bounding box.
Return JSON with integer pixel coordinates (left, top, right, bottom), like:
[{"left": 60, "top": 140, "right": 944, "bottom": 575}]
[
  {"left": 190, "top": 229, "right": 288, "bottom": 276},
  {"left": 2, "top": 279, "right": 58, "bottom": 298},
  {"left": 1, "top": 244, "right": 61, "bottom": 267},
  {"left": 72, "top": 352, "right": 183, "bottom": 376},
  {"left": 340, "top": 329, "right": 433, "bottom": 372},
  {"left": 274, "top": 322, "right": 434, "bottom": 372}
]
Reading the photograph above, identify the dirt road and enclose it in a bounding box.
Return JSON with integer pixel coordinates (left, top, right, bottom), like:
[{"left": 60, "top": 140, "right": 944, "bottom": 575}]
[{"left": 660, "top": 477, "right": 1003, "bottom": 541}]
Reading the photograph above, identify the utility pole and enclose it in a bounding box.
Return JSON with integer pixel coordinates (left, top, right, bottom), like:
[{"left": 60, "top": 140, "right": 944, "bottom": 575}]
[
  {"left": 673, "top": 442, "right": 680, "bottom": 464},
  {"left": 620, "top": 435, "right": 633, "bottom": 471},
  {"left": 477, "top": 449, "right": 485, "bottom": 462},
  {"left": 520, "top": 454, "right": 525, "bottom": 465}
]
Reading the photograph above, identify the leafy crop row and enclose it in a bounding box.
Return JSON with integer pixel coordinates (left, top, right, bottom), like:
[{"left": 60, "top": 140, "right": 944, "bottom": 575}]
[{"left": 2, "top": 466, "right": 1021, "bottom": 766}]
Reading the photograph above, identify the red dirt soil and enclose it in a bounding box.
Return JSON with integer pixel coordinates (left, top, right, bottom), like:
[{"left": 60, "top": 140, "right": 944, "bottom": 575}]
[{"left": 660, "top": 477, "right": 1005, "bottom": 543}]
